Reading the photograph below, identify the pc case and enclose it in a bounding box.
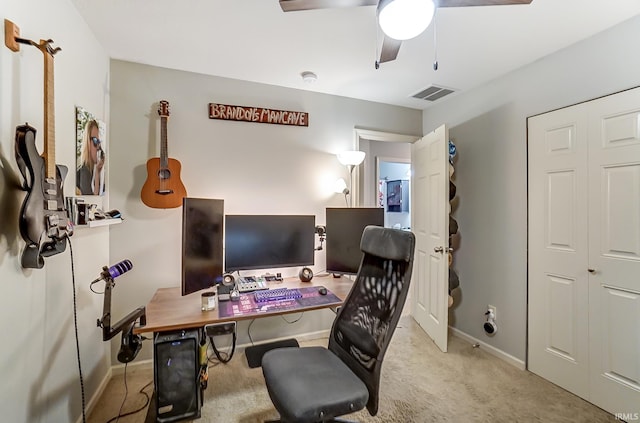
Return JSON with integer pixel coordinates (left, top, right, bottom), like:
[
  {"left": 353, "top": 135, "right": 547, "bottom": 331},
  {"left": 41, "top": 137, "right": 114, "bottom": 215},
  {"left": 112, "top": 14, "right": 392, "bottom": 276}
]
[{"left": 154, "top": 329, "right": 201, "bottom": 422}]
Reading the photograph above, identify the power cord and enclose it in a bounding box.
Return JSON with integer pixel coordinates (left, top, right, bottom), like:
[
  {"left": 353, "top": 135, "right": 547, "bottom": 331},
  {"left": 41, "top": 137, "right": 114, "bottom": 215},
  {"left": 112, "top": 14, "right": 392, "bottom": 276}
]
[
  {"left": 247, "top": 319, "right": 256, "bottom": 346},
  {"left": 209, "top": 331, "right": 236, "bottom": 363},
  {"left": 104, "top": 362, "right": 153, "bottom": 423},
  {"left": 69, "top": 239, "right": 86, "bottom": 423},
  {"left": 114, "top": 363, "right": 128, "bottom": 423},
  {"left": 281, "top": 313, "right": 303, "bottom": 324}
]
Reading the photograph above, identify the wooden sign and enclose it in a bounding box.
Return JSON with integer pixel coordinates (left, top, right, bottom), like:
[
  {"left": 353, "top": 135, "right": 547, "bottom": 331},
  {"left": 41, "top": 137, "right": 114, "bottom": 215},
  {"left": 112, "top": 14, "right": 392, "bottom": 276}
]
[{"left": 209, "top": 103, "right": 308, "bottom": 127}]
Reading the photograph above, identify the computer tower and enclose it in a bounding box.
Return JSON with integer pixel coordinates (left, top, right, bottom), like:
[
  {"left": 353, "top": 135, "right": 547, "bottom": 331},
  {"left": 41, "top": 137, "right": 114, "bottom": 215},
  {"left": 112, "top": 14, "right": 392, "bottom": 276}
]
[{"left": 154, "top": 329, "right": 201, "bottom": 422}]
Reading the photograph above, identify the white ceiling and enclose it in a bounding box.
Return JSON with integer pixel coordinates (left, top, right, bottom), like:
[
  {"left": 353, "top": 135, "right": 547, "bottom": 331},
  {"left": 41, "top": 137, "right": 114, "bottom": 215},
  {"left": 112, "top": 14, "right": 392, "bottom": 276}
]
[{"left": 70, "top": 0, "right": 640, "bottom": 110}]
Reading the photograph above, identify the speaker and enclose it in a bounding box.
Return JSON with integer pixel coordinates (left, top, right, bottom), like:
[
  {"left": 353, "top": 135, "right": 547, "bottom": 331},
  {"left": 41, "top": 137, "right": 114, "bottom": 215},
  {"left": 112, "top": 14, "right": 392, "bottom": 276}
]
[
  {"left": 154, "top": 329, "right": 201, "bottom": 422},
  {"left": 299, "top": 267, "right": 313, "bottom": 282},
  {"left": 222, "top": 273, "right": 235, "bottom": 286}
]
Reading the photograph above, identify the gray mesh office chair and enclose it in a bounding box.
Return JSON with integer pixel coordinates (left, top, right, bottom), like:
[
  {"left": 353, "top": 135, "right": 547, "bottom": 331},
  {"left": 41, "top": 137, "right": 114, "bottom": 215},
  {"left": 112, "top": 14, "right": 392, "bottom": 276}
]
[{"left": 261, "top": 226, "right": 416, "bottom": 422}]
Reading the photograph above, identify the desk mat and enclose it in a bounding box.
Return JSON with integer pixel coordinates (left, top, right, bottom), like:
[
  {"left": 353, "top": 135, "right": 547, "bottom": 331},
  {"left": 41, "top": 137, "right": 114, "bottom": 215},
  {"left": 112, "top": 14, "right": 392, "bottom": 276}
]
[{"left": 218, "top": 286, "right": 341, "bottom": 318}]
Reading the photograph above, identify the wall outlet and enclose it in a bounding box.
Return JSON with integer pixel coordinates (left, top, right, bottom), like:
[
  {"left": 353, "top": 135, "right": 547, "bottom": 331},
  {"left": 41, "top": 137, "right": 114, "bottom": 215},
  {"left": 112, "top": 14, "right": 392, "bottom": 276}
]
[{"left": 487, "top": 305, "right": 497, "bottom": 320}]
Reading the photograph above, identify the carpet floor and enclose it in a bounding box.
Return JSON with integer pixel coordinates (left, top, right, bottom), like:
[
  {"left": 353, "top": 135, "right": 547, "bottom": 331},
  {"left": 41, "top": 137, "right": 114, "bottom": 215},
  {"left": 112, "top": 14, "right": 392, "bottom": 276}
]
[{"left": 87, "top": 316, "right": 614, "bottom": 423}]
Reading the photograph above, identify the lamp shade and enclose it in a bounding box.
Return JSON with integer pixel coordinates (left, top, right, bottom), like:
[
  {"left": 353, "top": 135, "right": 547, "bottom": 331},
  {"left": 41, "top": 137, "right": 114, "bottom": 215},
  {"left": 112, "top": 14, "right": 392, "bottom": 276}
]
[
  {"left": 378, "top": 0, "right": 435, "bottom": 41},
  {"left": 334, "top": 178, "right": 348, "bottom": 194},
  {"left": 337, "top": 150, "right": 366, "bottom": 166}
]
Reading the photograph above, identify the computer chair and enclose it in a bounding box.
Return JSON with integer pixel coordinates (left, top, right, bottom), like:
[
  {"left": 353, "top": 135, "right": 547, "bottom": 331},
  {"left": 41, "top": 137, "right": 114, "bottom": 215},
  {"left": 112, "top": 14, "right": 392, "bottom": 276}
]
[{"left": 261, "top": 225, "right": 416, "bottom": 422}]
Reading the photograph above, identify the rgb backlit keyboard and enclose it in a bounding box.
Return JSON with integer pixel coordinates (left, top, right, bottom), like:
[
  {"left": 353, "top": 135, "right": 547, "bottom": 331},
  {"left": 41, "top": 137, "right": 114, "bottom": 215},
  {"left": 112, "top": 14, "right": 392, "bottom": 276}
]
[{"left": 254, "top": 288, "right": 302, "bottom": 303}]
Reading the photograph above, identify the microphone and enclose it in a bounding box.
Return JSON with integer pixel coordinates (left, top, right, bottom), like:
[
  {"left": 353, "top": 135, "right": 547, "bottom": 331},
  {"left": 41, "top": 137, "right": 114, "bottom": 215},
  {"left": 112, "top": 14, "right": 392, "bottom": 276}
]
[{"left": 92, "top": 259, "right": 133, "bottom": 284}]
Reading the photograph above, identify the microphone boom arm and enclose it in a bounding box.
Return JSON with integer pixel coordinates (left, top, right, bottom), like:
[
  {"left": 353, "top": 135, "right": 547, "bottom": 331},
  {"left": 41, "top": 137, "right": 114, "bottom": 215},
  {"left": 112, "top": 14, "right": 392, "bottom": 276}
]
[{"left": 98, "top": 270, "right": 146, "bottom": 341}]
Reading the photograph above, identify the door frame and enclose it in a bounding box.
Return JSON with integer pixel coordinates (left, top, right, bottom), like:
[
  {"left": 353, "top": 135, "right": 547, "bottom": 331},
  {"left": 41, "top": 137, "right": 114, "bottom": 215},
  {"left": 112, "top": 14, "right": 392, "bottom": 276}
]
[{"left": 353, "top": 127, "right": 420, "bottom": 207}]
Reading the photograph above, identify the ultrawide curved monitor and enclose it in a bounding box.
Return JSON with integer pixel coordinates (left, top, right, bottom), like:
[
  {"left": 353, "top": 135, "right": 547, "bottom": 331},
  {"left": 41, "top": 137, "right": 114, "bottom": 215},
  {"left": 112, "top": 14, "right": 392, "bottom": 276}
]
[{"left": 224, "top": 214, "right": 315, "bottom": 273}]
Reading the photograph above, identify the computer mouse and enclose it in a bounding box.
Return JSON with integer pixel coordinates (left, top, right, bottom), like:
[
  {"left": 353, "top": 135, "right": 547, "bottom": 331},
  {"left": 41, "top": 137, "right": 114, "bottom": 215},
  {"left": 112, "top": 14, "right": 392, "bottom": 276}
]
[{"left": 318, "top": 287, "right": 327, "bottom": 295}]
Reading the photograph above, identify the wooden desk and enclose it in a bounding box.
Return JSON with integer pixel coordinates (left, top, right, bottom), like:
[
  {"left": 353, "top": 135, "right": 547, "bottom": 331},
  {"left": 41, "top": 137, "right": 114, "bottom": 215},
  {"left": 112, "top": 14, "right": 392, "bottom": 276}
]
[
  {"left": 138, "top": 275, "right": 353, "bottom": 422},
  {"left": 134, "top": 274, "right": 353, "bottom": 334}
]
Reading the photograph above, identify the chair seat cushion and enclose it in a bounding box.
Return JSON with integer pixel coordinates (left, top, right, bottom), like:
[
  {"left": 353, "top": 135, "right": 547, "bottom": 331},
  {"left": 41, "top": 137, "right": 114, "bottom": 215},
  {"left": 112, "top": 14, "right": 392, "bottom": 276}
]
[{"left": 262, "top": 346, "right": 369, "bottom": 422}]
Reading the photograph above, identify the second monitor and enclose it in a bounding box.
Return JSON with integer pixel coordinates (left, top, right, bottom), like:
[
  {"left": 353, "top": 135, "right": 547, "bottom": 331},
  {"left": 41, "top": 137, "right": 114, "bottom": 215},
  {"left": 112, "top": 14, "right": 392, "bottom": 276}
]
[{"left": 325, "top": 207, "right": 384, "bottom": 276}]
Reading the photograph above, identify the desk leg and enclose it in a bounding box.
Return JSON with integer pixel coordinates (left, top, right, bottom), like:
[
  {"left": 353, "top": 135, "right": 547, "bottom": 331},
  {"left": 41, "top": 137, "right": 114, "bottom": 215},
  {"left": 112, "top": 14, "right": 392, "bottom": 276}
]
[{"left": 245, "top": 338, "right": 299, "bottom": 368}]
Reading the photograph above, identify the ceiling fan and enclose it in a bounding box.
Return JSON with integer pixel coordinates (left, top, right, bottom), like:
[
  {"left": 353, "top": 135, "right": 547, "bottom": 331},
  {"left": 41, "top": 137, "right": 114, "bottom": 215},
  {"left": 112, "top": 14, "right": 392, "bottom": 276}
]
[{"left": 279, "top": 0, "right": 533, "bottom": 68}]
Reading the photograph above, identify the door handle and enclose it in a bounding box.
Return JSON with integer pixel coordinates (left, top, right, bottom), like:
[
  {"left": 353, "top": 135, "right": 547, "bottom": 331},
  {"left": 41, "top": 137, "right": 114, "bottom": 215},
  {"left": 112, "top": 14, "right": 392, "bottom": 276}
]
[{"left": 434, "top": 246, "right": 444, "bottom": 253}]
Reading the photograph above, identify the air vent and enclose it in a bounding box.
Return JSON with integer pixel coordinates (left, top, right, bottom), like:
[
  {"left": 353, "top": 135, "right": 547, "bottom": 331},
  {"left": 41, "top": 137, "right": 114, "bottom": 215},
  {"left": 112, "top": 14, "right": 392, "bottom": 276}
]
[{"left": 412, "top": 85, "right": 455, "bottom": 102}]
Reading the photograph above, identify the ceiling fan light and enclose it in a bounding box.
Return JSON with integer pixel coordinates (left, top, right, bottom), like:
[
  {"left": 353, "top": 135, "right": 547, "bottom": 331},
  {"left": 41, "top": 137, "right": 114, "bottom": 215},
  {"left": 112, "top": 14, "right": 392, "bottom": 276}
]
[{"left": 378, "top": 0, "right": 435, "bottom": 41}]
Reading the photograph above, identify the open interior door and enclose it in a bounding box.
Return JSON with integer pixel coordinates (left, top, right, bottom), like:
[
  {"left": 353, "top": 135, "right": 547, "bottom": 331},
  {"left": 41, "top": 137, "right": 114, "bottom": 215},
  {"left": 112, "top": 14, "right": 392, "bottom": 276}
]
[{"left": 411, "top": 124, "right": 450, "bottom": 352}]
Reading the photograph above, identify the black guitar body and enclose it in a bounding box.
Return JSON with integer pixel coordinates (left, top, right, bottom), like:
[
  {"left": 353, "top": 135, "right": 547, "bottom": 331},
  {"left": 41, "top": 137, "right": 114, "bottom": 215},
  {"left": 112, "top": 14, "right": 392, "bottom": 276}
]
[{"left": 15, "top": 124, "right": 70, "bottom": 269}]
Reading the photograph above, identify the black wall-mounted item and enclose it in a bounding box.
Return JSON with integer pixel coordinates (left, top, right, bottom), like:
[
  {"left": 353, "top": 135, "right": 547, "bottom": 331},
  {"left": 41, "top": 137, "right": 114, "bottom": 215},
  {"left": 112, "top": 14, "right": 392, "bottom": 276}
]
[{"left": 386, "top": 179, "right": 409, "bottom": 213}]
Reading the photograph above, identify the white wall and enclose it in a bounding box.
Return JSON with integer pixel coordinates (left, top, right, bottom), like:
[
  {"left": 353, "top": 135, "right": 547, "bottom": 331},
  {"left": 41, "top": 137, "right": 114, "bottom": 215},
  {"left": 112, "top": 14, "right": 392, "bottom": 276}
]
[
  {"left": 1, "top": 1, "right": 112, "bottom": 422},
  {"left": 108, "top": 60, "right": 422, "bottom": 362},
  {"left": 423, "top": 14, "right": 640, "bottom": 362}
]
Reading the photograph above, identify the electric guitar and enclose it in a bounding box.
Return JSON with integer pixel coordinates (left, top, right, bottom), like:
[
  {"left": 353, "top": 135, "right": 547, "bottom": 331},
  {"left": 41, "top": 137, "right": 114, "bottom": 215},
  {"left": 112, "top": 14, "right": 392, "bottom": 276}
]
[
  {"left": 15, "top": 39, "right": 72, "bottom": 269},
  {"left": 140, "top": 100, "right": 187, "bottom": 209}
]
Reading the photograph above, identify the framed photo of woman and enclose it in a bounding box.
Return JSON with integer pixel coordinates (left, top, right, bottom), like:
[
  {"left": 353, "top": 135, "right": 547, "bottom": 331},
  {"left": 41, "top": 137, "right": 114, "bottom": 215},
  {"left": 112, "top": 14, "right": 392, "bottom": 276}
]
[{"left": 75, "top": 106, "right": 106, "bottom": 196}]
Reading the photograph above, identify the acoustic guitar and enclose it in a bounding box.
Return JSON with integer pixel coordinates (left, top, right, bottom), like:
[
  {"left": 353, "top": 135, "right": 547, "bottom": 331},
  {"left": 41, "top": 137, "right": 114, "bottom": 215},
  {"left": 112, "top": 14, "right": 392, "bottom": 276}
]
[
  {"left": 15, "top": 38, "right": 72, "bottom": 268},
  {"left": 141, "top": 100, "right": 187, "bottom": 209}
]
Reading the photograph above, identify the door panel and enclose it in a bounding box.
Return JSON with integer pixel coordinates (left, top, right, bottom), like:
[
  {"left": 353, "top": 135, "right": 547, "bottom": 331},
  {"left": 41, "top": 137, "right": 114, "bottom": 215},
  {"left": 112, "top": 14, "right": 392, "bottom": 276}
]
[
  {"left": 528, "top": 104, "right": 590, "bottom": 399},
  {"left": 411, "top": 125, "right": 449, "bottom": 352},
  {"left": 588, "top": 88, "right": 640, "bottom": 414}
]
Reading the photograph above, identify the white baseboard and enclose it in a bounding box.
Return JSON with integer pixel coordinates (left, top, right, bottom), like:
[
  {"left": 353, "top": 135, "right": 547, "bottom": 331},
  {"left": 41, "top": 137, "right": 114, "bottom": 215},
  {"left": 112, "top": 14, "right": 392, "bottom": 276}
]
[
  {"left": 449, "top": 326, "right": 526, "bottom": 370},
  {"left": 111, "top": 358, "right": 154, "bottom": 375}
]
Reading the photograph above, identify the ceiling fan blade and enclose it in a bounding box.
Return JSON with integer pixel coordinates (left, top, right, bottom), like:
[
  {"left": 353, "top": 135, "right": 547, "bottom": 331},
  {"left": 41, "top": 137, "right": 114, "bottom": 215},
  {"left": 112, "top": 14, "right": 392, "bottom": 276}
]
[
  {"left": 378, "top": 36, "right": 402, "bottom": 65},
  {"left": 279, "top": 0, "right": 377, "bottom": 12},
  {"left": 437, "top": 0, "right": 532, "bottom": 7}
]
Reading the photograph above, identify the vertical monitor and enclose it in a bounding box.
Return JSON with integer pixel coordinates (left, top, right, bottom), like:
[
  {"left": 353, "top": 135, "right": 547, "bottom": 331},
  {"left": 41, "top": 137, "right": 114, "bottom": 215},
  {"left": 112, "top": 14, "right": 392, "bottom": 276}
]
[
  {"left": 325, "top": 207, "right": 384, "bottom": 275},
  {"left": 181, "top": 198, "right": 224, "bottom": 296},
  {"left": 224, "top": 215, "right": 315, "bottom": 272}
]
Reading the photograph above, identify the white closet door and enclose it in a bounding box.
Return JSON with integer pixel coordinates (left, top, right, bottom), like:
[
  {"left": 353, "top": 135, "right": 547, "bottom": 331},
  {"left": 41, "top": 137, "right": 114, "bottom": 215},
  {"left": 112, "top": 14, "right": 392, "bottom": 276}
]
[
  {"left": 528, "top": 104, "right": 590, "bottom": 399},
  {"left": 587, "top": 88, "right": 640, "bottom": 414}
]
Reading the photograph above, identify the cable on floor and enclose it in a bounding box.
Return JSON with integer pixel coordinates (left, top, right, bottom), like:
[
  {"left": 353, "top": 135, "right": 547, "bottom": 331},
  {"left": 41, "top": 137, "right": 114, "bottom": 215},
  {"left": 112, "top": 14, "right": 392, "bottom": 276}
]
[
  {"left": 104, "top": 363, "right": 153, "bottom": 423},
  {"left": 280, "top": 312, "right": 303, "bottom": 324}
]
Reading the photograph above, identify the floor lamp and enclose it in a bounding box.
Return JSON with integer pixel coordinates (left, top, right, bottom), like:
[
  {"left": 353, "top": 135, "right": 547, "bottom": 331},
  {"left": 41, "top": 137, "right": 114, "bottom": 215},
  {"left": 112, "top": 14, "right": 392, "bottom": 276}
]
[{"left": 336, "top": 150, "right": 366, "bottom": 207}]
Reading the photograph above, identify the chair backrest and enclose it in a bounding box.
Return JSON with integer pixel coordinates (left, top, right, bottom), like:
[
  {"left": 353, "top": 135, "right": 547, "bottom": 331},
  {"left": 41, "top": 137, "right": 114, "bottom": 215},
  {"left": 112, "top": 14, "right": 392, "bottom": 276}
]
[{"left": 328, "top": 225, "right": 415, "bottom": 416}]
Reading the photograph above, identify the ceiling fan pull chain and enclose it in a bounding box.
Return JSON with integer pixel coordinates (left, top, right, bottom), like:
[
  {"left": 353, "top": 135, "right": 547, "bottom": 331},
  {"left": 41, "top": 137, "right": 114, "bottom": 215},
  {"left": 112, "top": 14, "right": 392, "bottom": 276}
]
[
  {"left": 375, "top": 17, "right": 381, "bottom": 69},
  {"left": 433, "top": 9, "right": 439, "bottom": 71}
]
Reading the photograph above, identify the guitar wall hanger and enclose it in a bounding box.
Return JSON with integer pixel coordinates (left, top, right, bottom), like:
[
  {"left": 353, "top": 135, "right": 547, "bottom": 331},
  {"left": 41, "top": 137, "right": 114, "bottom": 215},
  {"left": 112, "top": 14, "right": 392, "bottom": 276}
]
[{"left": 4, "top": 19, "right": 62, "bottom": 55}]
